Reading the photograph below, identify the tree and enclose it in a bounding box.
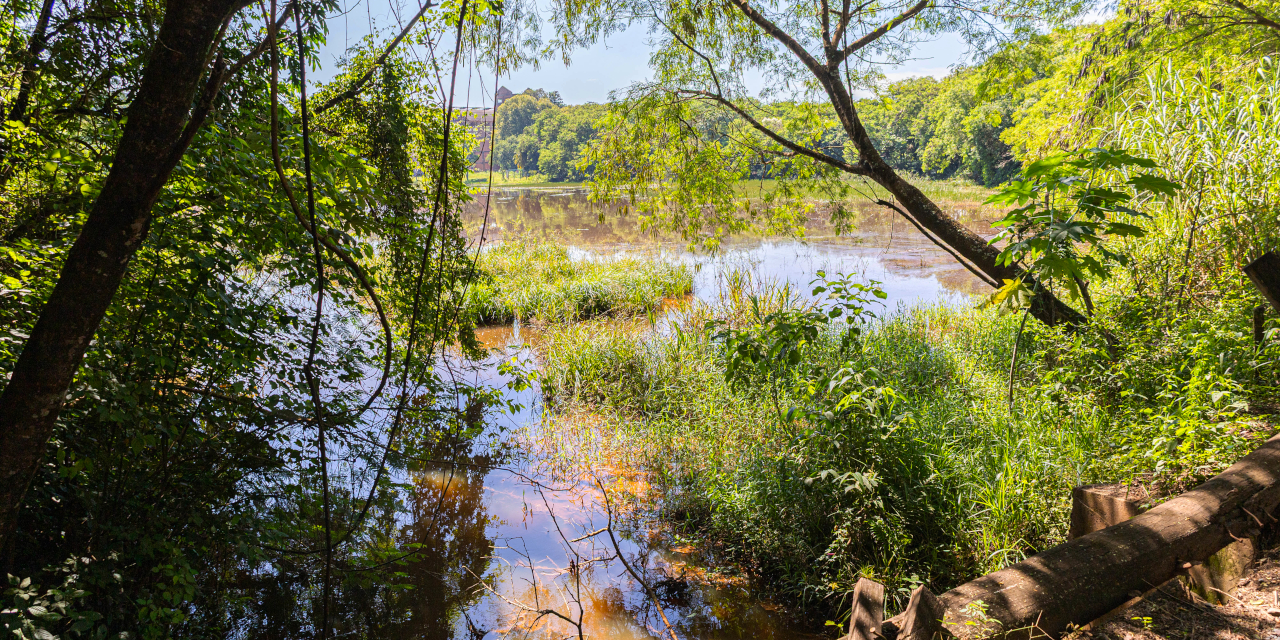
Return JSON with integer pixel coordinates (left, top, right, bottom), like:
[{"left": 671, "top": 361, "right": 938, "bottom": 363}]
[
  {"left": 573, "top": 0, "right": 1089, "bottom": 325},
  {"left": 0, "top": 0, "right": 256, "bottom": 553},
  {"left": 0, "top": 0, "right": 467, "bottom": 558},
  {"left": 494, "top": 93, "right": 551, "bottom": 138}
]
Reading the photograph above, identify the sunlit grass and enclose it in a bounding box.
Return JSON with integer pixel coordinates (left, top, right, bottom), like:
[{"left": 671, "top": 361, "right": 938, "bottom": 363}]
[
  {"left": 532, "top": 264, "right": 1265, "bottom": 615},
  {"left": 466, "top": 241, "right": 693, "bottom": 324}
]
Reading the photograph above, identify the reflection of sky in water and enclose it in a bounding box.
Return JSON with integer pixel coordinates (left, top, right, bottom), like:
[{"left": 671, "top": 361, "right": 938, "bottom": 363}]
[
  {"left": 406, "top": 189, "right": 999, "bottom": 639},
  {"left": 429, "top": 341, "right": 821, "bottom": 639}
]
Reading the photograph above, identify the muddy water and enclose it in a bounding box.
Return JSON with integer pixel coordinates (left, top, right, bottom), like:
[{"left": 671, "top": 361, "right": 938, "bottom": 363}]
[
  {"left": 395, "top": 188, "right": 1000, "bottom": 639},
  {"left": 463, "top": 187, "right": 999, "bottom": 303}
]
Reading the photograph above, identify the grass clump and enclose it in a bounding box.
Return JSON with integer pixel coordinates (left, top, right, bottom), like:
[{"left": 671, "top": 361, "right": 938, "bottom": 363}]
[
  {"left": 534, "top": 268, "right": 1272, "bottom": 620},
  {"left": 466, "top": 241, "right": 692, "bottom": 324}
]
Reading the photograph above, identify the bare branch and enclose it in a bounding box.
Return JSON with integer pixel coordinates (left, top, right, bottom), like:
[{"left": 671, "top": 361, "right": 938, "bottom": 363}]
[{"left": 829, "top": 0, "right": 931, "bottom": 68}]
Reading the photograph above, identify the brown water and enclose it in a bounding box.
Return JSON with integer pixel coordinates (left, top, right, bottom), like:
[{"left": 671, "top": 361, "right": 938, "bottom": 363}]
[{"left": 390, "top": 187, "right": 1000, "bottom": 639}]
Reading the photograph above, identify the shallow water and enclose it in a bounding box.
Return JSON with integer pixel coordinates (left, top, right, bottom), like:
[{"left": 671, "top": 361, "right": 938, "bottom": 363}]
[{"left": 389, "top": 187, "right": 1001, "bottom": 639}]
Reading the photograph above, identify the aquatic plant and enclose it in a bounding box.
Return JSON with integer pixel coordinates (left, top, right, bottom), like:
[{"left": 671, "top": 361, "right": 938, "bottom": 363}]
[
  {"left": 535, "top": 269, "right": 1270, "bottom": 618},
  {"left": 466, "top": 241, "right": 693, "bottom": 324}
]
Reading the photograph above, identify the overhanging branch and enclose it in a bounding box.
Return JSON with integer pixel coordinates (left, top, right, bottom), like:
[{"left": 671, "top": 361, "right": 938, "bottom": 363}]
[
  {"left": 828, "top": 0, "right": 931, "bottom": 68},
  {"left": 314, "top": 0, "right": 438, "bottom": 114},
  {"left": 677, "top": 88, "right": 871, "bottom": 176}
]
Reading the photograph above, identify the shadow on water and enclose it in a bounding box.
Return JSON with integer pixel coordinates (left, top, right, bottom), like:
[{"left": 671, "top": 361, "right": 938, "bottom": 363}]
[{"left": 355, "top": 188, "right": 999, "bottom": 639}]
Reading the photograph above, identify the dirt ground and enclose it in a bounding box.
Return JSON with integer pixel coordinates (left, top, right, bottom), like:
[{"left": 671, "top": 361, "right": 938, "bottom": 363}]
[{"left": 1084, "top": 545, "right": 1280, "bottom": 640}]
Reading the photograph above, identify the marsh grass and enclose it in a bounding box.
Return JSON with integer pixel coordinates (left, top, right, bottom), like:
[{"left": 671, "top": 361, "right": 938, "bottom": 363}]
[
  {"left": 467, "top": 241, "right": 693, "bottom": 324},
  {"left": 533, "top": 268, "right": 1270, "bottom": 618}
]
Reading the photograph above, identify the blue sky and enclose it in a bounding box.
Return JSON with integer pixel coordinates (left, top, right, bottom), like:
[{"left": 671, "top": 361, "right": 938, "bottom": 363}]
[{"left": 313, "top": 0, "right": 974, "bottom": 105}]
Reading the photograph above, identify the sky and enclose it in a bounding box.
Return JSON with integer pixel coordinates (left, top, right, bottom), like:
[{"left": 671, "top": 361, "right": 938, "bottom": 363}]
[{"left": 312, "top": 0, "right": 975, "bottom": 105}]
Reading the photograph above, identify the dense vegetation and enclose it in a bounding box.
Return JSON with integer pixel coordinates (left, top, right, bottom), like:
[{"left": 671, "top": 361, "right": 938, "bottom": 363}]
[
  {"left": 491, "top": 89, "right": 607, "bottom": 181},
  {"left": 0, "top": 3, "right": 500, "bottom": 638},
  {"left": 492, "top": 71, "right": 1032, "bottom": 186},
  {"left": 466, "top": 241, "right": 692, "bottom": 323},
  {"left": 531, "top": 10, "right": 1280, "bottom": 621},
  {"left": 0, "top": 0, "right": 1277, "bottom": 636}
]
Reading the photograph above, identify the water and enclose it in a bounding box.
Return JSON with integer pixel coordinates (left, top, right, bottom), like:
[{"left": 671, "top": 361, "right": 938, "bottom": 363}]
[{"left": 392, "top": 187, "right": 999, "bottom": 639}]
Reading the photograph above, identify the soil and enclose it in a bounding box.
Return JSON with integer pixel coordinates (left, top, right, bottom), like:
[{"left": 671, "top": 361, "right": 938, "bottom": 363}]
[{"left": 1085, "top": 543, "right": 1280, "bottom": 640}]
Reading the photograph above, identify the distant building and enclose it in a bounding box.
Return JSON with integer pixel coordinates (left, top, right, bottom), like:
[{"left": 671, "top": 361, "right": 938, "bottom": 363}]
[{"left": 456, "top": 87, "right": 514, "bottom": 171}]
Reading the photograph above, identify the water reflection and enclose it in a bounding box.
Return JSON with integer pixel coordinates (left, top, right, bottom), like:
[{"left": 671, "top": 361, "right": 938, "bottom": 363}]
[
  {"left": 373, "top": 188, "right": 1000, "bottom": 639},
  {"left": 462, "top": 187, "right": 1000, "bottom": 306},
  {"left": 393, "top": 443, "right": 494, "bottom": 639}
]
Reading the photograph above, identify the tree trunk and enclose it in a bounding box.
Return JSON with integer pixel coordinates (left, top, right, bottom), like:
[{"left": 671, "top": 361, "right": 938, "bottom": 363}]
[
  {"left": 817, "top": 68, "right": 1085, "bottom": 327},
  {"left": 0, "top": 0, "right": 247, "bottom": 550}
]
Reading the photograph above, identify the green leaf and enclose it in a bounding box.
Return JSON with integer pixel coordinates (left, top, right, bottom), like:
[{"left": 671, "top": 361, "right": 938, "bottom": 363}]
[{"left": 1127, "top": 174, "right": 1181, "bottom": 196}]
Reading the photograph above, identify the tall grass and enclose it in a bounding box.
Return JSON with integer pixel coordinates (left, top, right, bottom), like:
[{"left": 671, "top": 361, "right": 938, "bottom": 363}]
[
  {"left": 1105, "top": 63, "right": 1280, "bottom": 295},
  {"left": 533, "top": 267, "right": 1270, "bottom": 619},
  {"left": 466, "top": 241, "right": 692, "bottom": 324}
]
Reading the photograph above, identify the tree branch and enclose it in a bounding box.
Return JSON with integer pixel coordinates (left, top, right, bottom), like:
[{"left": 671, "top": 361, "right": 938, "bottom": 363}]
[
  {"left": 677, "top": 88, "right": 870, "bottom": 175},
  {"left": 656, "top": 10, "right": 723, "bottom": 94},
  {"left": 875, "top": 198, "right": 1000, "bottom": 287},
  {"left": 313, "top": 0, "right": 438, "bottom": 114},
  {"left": 722, "top": 0, "right": 828, "bottom": 76},
  {"left": 1226, "top": 0, "right": 1280, "bottom": 31},
  {"left": 828, "top": 0, "right": 931, "bottom": 68}
]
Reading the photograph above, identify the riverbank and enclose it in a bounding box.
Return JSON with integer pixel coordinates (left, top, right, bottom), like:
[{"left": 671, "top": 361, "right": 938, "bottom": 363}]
[{"left": 532, "top": 269, "right": 1274, "bottom": 622}]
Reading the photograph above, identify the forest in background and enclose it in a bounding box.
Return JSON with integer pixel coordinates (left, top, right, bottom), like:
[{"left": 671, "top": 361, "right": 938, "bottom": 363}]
[
  {"left": 0, "top": 0, "right": 1277, "bottom": 637},
  {"left": 487, "top": 15, "right": 1264, "bottom": 188}
]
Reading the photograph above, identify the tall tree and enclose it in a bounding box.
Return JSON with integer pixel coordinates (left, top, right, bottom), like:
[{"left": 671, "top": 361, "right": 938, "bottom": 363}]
[
  {"left": 0, "top": 0, "right": 456, "bottom": 553},
  {"left": 0, "top": 0, "right": 258, "bottom": 550},
  {"left": 574, "top": 0, "right": 1090, "bottom": 324}
]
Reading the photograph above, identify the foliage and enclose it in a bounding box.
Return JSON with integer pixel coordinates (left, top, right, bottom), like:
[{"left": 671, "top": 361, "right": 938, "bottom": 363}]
[
  {"left": 1107, "top": 62, "right": 1280, "bottom": 285},
  {"left": 2, "top": 559, "right": 103, "bottom": 640},
  {"left": 0, "top": 6, "right": 488, "bottom": 638},
  {"left": 856, "top": 71, "right": 1021, "bottom": 186},
  {"left": 538, "top": 265, "right": 1274, "bottom": 618},
  {"left": 466, "top": 240, "right": 692, "bottom": 323},
  {"left": 708, "top": 271, "right": 886, "bottom": 423},
  {"left": 584, "top": 95, "right": 840, "bottom": 250},
  {"left": 492, "top": 90, "right": 606, "bottom": 181},
  {"left": 985, "top": 147, "right": 1179, "bottom": 313}
]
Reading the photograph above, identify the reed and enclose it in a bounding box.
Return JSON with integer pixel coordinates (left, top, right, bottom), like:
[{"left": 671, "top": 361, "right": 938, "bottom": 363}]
[
  {"left": 534, "top": 267, "right": 1268, "bottom": 617},
  {"left": 467, "top": 241, "right": 693, "bottom": 324}
]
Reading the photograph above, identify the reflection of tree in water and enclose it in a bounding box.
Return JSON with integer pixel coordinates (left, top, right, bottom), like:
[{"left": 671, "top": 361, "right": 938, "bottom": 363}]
[
  {"left": 224, "top": 392, "right": 501, "bottom": 640},
  {"left": 464, "top": 189, "right": 651, "bottom": 246},
  {"left": 389, "top": 444, "right": 495, "bottom": 640}
]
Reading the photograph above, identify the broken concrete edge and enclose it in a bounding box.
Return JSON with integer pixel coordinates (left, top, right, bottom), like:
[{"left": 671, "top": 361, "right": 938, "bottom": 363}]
[{"left": 897, "top": 431, "right": 1280, "bottom": 640}]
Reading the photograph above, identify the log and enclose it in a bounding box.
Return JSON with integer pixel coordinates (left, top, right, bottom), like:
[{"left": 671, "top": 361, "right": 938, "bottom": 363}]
[
  {"left": 884, "top": 585, "right": 946, "bottom": 640},
  {"left": 921, "top": 432, "right": 1280, "bottom": 640},
  {"left": 1245, "top": 251, "right": 1280, "bottom": 313},
  {"left": 846, "top": 577, "right": 885, "bottom": 640}
]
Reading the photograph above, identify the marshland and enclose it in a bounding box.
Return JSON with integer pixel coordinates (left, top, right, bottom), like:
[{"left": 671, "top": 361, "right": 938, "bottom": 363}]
[{"left": 1, "top": 1, "right": 1279, "bottom": 639}]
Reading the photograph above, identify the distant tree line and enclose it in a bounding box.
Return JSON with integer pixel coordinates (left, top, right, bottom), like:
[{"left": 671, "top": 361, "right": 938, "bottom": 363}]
[
  {"left": 492, "top": 89, "right": 605, "bottom": 182},
  {"left": 493, "top": 71, "right": 1025, "bottom": 186}
]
